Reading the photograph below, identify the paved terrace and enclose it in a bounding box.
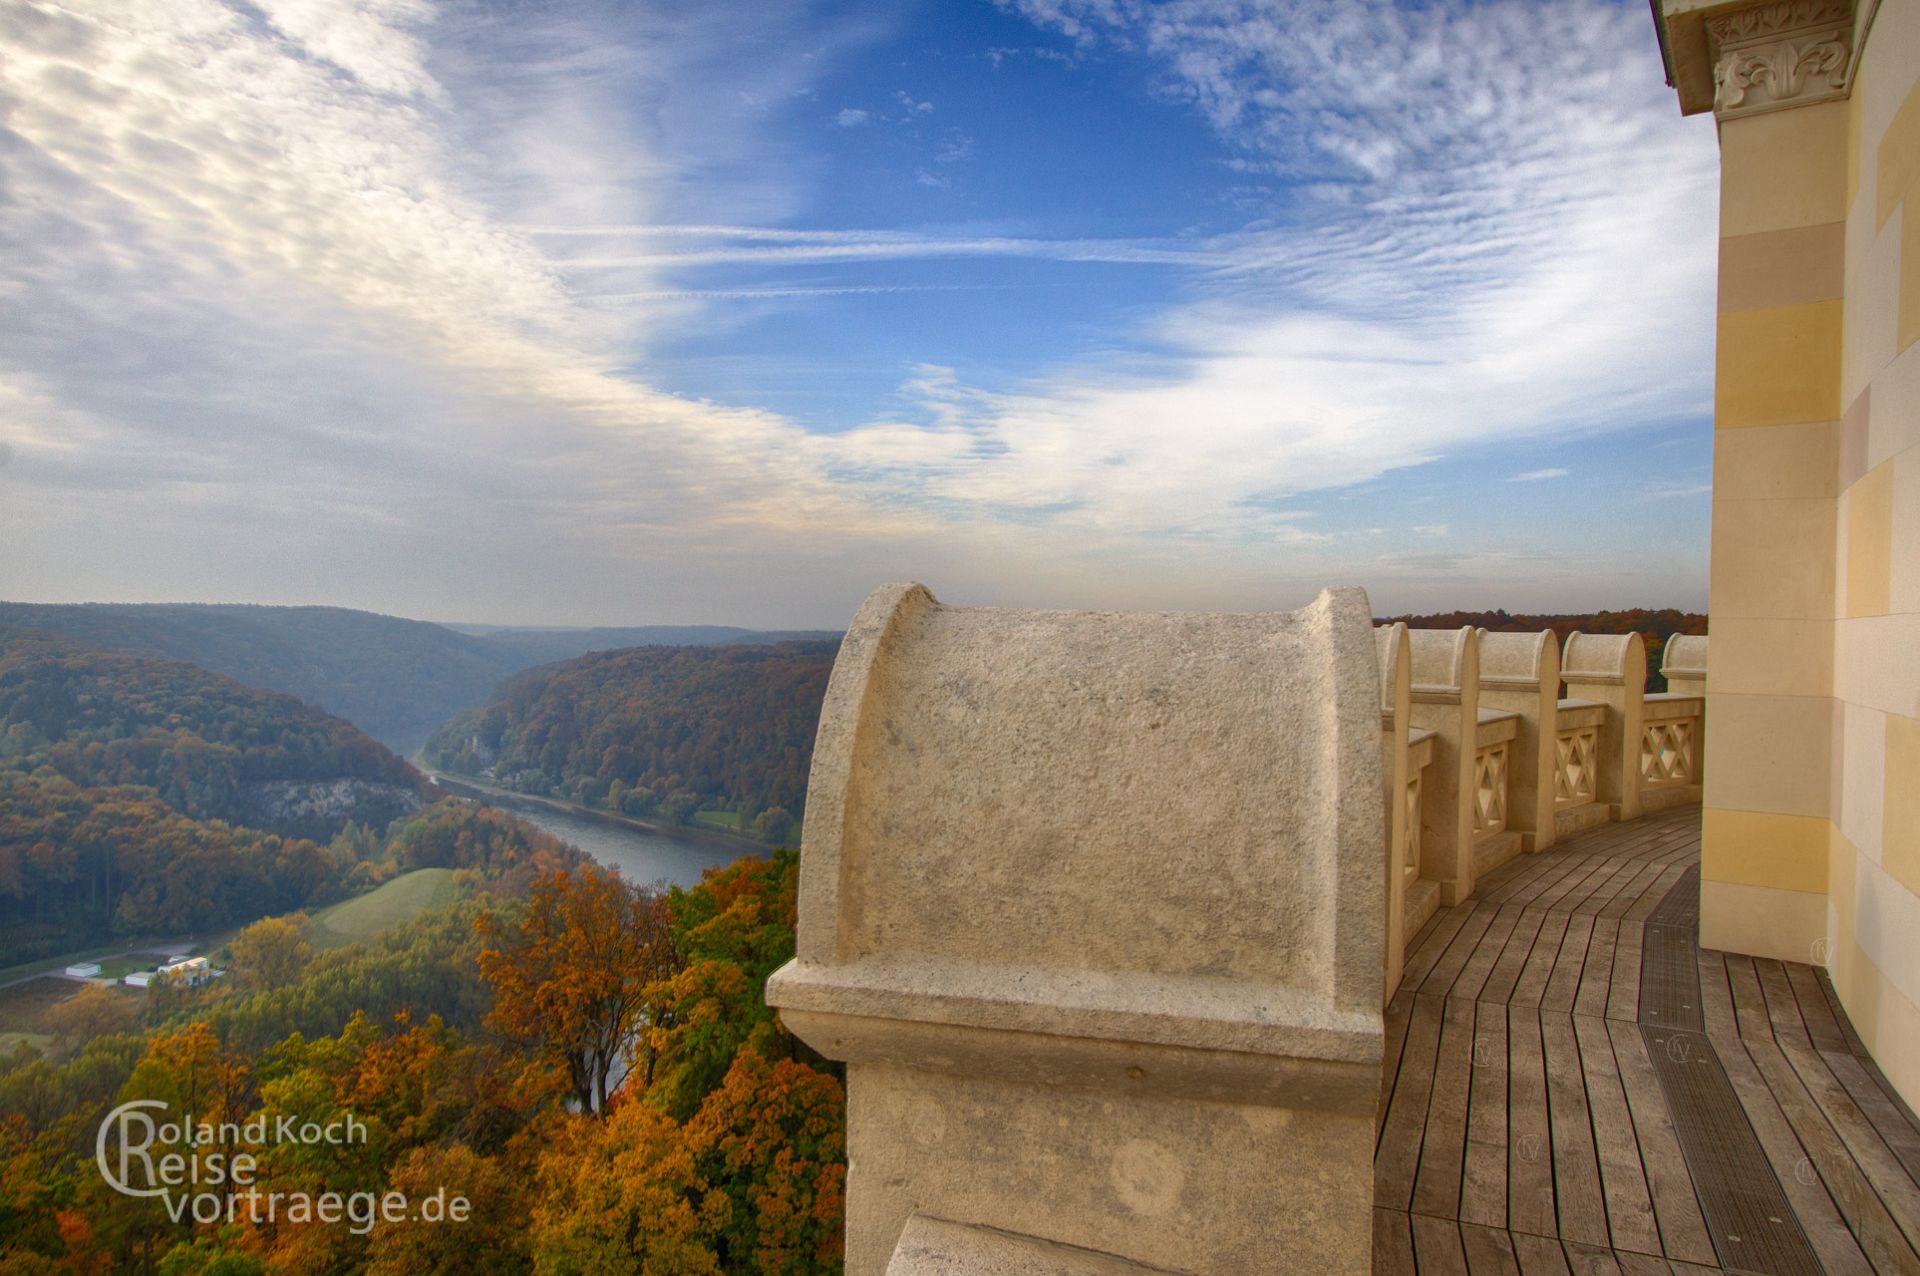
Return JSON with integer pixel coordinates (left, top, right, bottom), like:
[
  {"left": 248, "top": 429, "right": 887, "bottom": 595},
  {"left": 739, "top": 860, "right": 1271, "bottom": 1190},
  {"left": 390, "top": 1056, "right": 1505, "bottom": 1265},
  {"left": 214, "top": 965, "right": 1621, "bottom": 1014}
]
[{"left": 1373, "top": 805, "right": 1920, "bottom": 1276}]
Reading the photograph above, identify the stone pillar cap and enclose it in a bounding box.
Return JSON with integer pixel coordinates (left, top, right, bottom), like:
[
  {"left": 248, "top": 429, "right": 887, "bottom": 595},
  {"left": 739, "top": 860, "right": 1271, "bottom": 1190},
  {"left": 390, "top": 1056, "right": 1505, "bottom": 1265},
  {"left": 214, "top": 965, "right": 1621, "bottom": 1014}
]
[
  {"left": 1477, "top": 629, "right": 1560, "bottom": 690},
  {"left": 767, "top": 582, "right": 1386, "bottom": 1077},
  {"left": 1662, "top": 634, "right": 1708, "bottom": 680},
  {"left": 1561, "top": 631, "right": 1647, "bottom": 684},
  {"left": 1408, "top": 626, "right": 1476, "bottom": 699},
  {"left": 1375, "top": 622, "right": 1408, "bottom": 714}
]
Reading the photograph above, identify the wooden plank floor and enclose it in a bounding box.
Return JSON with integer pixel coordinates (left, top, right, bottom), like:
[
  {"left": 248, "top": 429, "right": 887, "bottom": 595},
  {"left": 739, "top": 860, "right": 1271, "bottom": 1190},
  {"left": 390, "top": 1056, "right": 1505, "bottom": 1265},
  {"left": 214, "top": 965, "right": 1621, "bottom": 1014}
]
[{"left": 1375, "top": 805, "right": 1920, "bottom": 1275}]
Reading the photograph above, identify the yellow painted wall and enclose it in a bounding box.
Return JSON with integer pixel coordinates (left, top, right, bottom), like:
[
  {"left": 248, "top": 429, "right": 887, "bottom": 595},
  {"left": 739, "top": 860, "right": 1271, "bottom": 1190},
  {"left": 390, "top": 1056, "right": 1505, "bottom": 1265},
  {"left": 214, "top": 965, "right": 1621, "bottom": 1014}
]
[
  {"left": 1703, "top": 98, "right": 1843, "bottom": 966},
  {"left": 1835, "top": 0, "right": 1920, "bottom": 1110},
  {"left": 1704, "top": 0, "right": 1920, "bottom": 1107}
]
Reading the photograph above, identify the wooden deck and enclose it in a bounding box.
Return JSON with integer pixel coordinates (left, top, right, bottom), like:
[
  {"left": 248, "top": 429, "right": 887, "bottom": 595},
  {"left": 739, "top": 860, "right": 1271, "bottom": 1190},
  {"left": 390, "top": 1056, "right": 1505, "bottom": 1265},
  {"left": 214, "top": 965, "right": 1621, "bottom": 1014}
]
[{"left": 1374, "top": 805, "right": 1920, "bottom": 1276}]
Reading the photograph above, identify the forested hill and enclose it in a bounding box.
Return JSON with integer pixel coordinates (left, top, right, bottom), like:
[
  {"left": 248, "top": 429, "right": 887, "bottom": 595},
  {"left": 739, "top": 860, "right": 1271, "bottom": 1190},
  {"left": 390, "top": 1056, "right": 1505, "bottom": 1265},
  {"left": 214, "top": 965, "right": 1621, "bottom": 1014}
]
[
  {"left": 422, "top": 640, "right": 839, "bottom": 840},
  {"left": 1385, "top": 608, "right": 1707, "bottom": 691},
  {"left": 452, "top": 623, "right": 841, "bottom": 670},
  {"left": 0, "top": 627, "right": 454, "bottom": 958},
  {"left": 0, "top": 627, "right": 430, "bottom": 840},
  {"left": 0, "top": 602, "right": 838, "bottom": 756}
]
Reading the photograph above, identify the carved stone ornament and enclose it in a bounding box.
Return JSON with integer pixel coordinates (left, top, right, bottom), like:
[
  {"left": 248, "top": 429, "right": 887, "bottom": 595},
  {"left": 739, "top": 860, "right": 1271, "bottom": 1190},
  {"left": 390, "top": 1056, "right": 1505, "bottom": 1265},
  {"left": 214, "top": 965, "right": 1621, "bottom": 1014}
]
[{"left": 1707, "top": 0, "right": 1855, "bottom": 119}]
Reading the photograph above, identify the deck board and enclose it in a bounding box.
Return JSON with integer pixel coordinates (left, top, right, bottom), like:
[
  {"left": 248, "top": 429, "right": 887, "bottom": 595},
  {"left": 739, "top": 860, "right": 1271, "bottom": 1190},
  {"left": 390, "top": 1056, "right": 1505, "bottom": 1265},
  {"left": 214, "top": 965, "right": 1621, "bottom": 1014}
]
[{"left": 1375, "top": 805, "right": 1920, "bottom": 1276}]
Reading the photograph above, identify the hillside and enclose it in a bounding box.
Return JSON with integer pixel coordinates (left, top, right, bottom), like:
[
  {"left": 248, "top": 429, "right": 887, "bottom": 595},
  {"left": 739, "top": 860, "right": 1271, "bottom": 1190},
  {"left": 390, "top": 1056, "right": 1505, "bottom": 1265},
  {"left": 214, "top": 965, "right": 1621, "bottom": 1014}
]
[
  {"left": 0, "top": 626, "right": 429, "bottom": 836},
  {"left": 456, "top": 623, "right": 841, "bottom": 670},
  {"left": 422, "top": 640, "right": 838, "bottom": 840},
  {"left": 307, "top": 866, "right": 458, "bottom": 948},
  {"left": 0, "top": 629, "right": 422, "bottom": 957},
  {"left": 0, "top": 627, "right": 583, "bottom": 961},
  {"left": 0, "top": 602, "right": 839, "bottom": 756}
]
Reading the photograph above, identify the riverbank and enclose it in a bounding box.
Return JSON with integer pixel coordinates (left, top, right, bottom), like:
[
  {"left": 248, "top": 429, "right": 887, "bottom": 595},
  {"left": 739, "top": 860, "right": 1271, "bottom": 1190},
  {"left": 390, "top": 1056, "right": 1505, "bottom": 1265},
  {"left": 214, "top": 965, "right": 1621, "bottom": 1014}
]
[{"left": 424, "top": 769, "right": 766, "bottom": 854}]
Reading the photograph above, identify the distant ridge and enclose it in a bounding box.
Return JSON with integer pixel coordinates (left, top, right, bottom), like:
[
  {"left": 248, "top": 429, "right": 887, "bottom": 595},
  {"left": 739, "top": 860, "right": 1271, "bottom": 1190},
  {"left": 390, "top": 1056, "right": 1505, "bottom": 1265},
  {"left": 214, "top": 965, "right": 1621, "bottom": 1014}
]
[
  {"left": 0, "top": 602, "right": 841, "bottom": 756},
  {"left": 456, "top": 624, "right": 841, "bottom": 670}
]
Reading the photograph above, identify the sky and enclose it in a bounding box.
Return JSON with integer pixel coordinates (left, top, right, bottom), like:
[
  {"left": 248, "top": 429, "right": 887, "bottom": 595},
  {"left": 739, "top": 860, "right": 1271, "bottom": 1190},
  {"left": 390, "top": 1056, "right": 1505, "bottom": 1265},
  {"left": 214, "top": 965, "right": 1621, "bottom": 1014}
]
[{"left": 0, "top": 0, "right": 1722, "bottom": 628}]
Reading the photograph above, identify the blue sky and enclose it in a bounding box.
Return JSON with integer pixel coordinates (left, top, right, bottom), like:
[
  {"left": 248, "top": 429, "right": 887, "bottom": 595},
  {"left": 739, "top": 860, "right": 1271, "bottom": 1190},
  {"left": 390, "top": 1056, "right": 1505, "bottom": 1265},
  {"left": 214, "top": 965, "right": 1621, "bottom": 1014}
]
[{"left": 0, "top": 0, "right": 1720, "bottom": 627}]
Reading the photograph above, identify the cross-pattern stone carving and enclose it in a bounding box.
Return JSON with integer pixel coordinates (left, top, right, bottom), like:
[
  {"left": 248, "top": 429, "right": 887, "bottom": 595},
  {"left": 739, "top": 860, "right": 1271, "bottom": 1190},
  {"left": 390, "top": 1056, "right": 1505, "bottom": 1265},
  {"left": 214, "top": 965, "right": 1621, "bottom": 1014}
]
[
  {"left": 1473, "top": 742, "right": 1509, "bottom": 837},
  {"left": 1405, "top": 770, "right": 1423, "bottom": 885},
  {"left": 1641, "top": 719, "right": 1698, "bottom": 787},
  {"left": 1555, "top": 727, "right": 1598, "bottom": 807}
]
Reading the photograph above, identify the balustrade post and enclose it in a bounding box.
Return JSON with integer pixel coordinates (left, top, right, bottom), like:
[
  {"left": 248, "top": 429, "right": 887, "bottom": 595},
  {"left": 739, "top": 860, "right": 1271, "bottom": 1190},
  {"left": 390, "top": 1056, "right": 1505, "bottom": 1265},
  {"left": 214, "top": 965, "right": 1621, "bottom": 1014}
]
[
  {"left": 1561, "top": 632, "right": 1647, "bottom": 823},
  {"left": 1376, "top": 622, "right": 1412, "bottom": 1001},
  {"left": 1642, "top": 635, "right": 1707, "bottom": 809},
  {"left": 1477, "top": 630, "right": 1560, "bottom": 853},
  {"left": 1407, "top": 627, "right": 1480, "bottom": 905},
  {"left": 768, "top": 583, "right": 1385, "bottom": 1276}
]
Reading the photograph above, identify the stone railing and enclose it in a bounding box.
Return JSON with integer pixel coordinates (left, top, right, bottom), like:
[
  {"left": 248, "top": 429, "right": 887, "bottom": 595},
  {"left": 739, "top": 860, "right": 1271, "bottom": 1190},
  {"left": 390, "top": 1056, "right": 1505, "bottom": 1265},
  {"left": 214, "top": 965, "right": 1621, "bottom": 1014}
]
[
  {"left": 1477, "top": 629, "right": 1559, "bottom": 852},
  {"left": 1375, "top": 622, "right": 1412, "bottom": 998},
  {"left": 765, "top": 582, "right": 1712, "bottom": 1262},
  {"left": 1562, "top": 632, "right": 1646, "bottom": 823},
  {"left": 1642, "top": 636, "right": 1706, "bottom": 808},
  {"left": 1400, "top": 726, "right": 1438, "bottom": 960},
  {"left": 1407, "top": 627, "right": 1478, "bottom": 910},
  {"left": 1380, "top": 625, "right": 1709, "bottom": 995}
]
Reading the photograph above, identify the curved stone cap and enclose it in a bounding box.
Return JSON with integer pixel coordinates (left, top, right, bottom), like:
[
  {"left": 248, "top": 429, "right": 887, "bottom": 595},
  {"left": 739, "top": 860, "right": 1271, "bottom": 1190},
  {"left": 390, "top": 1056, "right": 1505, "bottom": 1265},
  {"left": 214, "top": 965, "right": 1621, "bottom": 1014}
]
[
  {"left": 1561, "top": 631, "right": 1647, "bottom": 685},
  {"left": 1662, "top": 634, "right": 1708, "bottom": 680},
  {"left": 1375, "top": 622, "right": 1409, "bottom": 715},
  {"left": 1408, "top": 626, "right": 1476, "bottom": 700},
  {"left": 767, "top": 582, "right": 1385, "bottom": 1069},
  {"left": 1477, "top": 629, "right": 1559, "bottom": 690}
]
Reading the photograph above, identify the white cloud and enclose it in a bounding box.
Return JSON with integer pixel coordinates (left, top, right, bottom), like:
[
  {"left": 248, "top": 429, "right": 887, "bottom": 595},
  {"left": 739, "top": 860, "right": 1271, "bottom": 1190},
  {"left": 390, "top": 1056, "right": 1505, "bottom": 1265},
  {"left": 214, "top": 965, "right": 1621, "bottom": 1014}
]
[
  {"left": 0, "top": 0, "right": 1716, "bottom": 622},
  {"left": 836, "top": 106, "right": 869, "bottom": 125},
  {"left": 1511, "top": 467, "right": 1570, "bottom": 482},
  {"left": 932, "top": 0, "right": 1718, "bottom": 535}
]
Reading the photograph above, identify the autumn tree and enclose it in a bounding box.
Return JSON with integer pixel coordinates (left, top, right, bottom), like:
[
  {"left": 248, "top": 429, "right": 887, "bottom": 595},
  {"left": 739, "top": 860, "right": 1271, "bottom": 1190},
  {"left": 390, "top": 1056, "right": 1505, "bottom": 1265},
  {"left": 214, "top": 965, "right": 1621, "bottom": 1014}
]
[
  {"left": 645, "top": 848, "right": 809, "bottom": 1120},
  {"left": 43, "top": 982, "right": 140, "bottom": 1054},
  {"left": 685, "top": 1050, "right": 845, "bottom": 1275},
  {"left": 529, "top": 1100, "right": 723, "bottom": 1275},
  {"left": 365, "top": 1143, "right": 529, "bottom": 1276},
  {"left": 477, "top": 867, "right": 681, "bottom": 1115},
  {"left": 227, "top": 914, "right": 312, "bottom": 992}
]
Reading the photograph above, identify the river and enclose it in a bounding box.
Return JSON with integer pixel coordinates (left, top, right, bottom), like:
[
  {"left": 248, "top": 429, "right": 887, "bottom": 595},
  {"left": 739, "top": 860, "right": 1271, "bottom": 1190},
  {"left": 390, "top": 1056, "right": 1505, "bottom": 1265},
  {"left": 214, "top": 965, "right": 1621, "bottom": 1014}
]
[{"left": 425, "top": 773, "right": 761, "bottom": 889}]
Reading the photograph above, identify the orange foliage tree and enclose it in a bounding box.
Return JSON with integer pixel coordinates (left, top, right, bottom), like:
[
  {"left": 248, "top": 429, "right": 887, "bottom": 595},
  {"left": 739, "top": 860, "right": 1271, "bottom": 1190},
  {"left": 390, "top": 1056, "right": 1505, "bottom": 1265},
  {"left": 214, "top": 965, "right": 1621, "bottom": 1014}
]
[
  {"left": 476, "top": 867, "right": 681, "bottom": 1115},
  {"left": 684, "top": 1050, "right": 846, "bottom": 1275}
]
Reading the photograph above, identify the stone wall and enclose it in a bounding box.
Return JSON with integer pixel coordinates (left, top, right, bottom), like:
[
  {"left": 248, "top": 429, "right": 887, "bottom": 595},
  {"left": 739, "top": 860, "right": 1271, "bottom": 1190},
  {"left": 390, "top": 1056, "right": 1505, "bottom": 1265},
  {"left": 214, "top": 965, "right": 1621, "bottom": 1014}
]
[{"left": 1656, "top": 0, "right": 1920, "bottom": 1106}]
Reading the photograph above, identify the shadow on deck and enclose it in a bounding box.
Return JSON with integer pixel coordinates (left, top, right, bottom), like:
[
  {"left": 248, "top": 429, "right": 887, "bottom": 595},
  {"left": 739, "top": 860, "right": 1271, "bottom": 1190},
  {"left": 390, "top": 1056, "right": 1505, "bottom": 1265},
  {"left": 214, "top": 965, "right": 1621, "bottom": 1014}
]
[{"left": 1373, "top": 805, "right": 1920, "bottom": 1275}]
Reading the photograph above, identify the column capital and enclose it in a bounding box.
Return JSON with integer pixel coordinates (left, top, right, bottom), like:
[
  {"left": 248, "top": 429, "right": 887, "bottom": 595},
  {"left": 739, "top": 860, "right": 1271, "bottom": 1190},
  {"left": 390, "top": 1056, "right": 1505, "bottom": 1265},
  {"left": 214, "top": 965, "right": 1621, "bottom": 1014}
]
[{"left": 1655, "top": 0, "right": 1865, "bottom": 120}]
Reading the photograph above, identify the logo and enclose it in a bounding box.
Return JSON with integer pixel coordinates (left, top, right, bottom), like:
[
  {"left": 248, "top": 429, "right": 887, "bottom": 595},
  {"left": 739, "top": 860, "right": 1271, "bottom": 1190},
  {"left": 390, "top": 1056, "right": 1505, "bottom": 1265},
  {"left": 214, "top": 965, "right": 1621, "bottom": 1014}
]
[{"left": 96, "top": 1100, "right": 468, "bottom": 1233}]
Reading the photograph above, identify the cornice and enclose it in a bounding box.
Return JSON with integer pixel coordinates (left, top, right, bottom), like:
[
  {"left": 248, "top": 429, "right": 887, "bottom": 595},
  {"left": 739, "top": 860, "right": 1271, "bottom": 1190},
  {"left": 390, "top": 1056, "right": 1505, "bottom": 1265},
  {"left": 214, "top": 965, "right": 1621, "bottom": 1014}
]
[
  {"left": 1654, "top": 0, "right": 1874, "bottom": 120},
  {"left": 1709, "top": 0, "right": 1853, "bottom": 119}
]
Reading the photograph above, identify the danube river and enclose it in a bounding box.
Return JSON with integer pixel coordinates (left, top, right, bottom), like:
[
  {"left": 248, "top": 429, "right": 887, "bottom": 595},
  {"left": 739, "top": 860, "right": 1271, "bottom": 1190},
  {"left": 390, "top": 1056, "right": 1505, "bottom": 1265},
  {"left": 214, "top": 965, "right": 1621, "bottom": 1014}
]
[{"left": 426, "top": 773, "right": 758, "bottom": 889}]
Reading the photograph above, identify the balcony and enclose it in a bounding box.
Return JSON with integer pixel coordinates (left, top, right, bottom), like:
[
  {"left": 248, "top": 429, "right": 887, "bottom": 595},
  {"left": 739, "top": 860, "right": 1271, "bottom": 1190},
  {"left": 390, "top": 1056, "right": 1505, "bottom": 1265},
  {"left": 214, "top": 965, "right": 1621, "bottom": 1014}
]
[{"left": 1375, "top": 803, "right": 1920, "bottom": 1274}]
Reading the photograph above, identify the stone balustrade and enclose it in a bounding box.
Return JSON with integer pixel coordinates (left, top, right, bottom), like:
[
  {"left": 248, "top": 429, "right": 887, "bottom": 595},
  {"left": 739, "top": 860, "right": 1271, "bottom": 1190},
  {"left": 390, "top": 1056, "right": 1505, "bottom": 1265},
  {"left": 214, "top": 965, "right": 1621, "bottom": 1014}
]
[
  {"left": 1407, "top": 627, "right": 1479, "bottom": 910},
  {"left": 1380, "top": 625, "right": 1709, "bottom": 987},
  {"left": 1562, "top": 632, "right": 1647, "bottom": 824},
  {"left": 1477, "top": 629, "right": 1560, "bottom": 853},
  {"left": 761, "top": 580, "right": 1712, "bottom": 1257},
  {"left": 769, "top": 583, "right": 1385, "bottom": 1275},
  {"left": 1642, "top": 636, "right": 1707, "bottom": 809}
]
